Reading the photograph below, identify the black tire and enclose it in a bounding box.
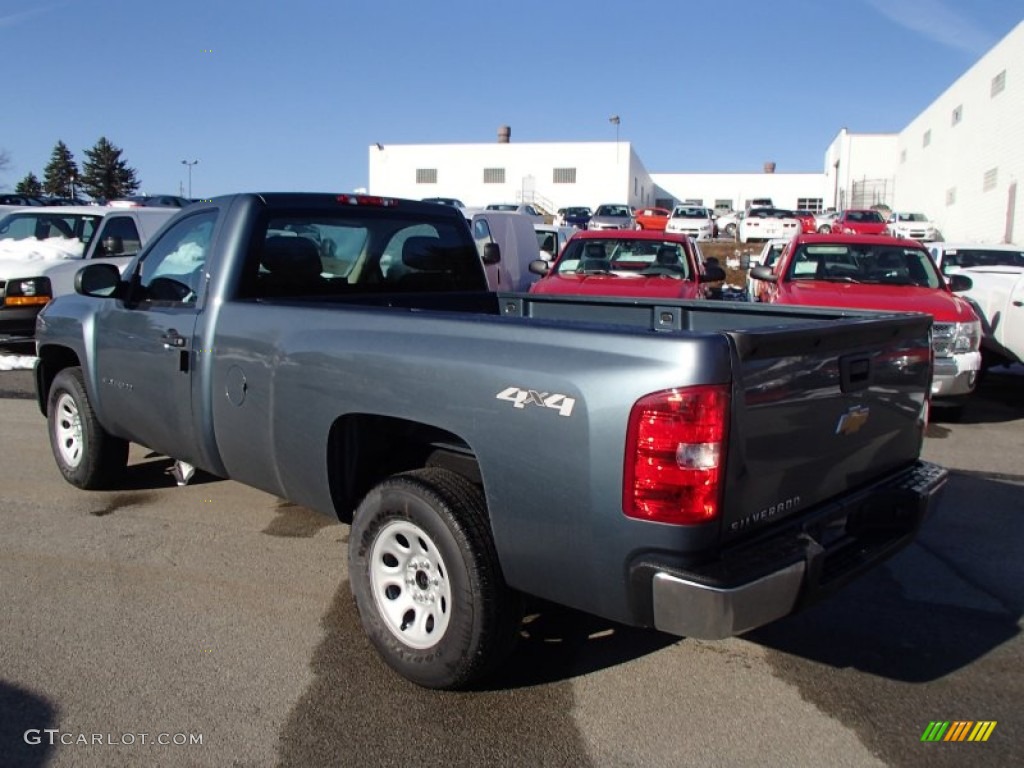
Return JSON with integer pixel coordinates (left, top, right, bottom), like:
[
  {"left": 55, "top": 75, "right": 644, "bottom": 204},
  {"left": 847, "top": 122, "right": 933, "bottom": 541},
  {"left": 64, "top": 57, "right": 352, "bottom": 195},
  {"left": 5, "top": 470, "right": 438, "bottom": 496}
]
[
  {"left": 47, "top": 367, "right": 129, "bottom": 489},
  {"left": 348, "top": 467, "right": 520, "bottom": 689},
  {"left": 817, "top": 225, "right": 832, "bottom": 234},
  {"left": 724, "top": 223, "right": 737, "bottom": 238}
]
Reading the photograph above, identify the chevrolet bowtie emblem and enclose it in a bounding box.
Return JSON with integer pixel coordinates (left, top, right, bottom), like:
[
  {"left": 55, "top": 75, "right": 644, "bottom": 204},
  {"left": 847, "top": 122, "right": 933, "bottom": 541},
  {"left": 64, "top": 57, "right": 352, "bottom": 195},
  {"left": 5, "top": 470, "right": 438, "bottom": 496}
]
[{"left": 836, "top": 405, "right": 870, "bottom": 435}]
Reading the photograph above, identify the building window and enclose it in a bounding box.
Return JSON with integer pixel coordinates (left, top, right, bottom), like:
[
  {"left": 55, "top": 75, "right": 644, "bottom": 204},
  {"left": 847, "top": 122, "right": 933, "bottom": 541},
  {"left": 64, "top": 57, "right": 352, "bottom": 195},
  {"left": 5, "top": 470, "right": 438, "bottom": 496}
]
[
  {"left": 900, "top": 149, "right": 907, "bottom": 164},
  {"left": 634, "top": 177, "right": 638, "bottom": 194},
  {"left": 983, "top": 167, "right": 998, "bottom": 191},
  {"left": 552, "top": 167, "right": 576, "bottom": 184},
  {"left": 415, "top": 168, "right": 437, "bottom": 184},
  {"left": 923, "top": 130, "right": 931, "bottom": 148},
  {"left": 991, "top": 69, "right": 1006, "bottom": 97},
  {"left": 483, "top": 168, "right": 505, "bottom": 184},
  {"left": 951, "top": 105, "right": 962, "bottom": 126},
  {"left": 714, "top": 199, "right": 733, "bottom": 211},
  {"left": 797, "top": 197, "right": 823, "bottom": 212},
  {"left": 946, "top": 187, "right": 956, "bottom": 206}
]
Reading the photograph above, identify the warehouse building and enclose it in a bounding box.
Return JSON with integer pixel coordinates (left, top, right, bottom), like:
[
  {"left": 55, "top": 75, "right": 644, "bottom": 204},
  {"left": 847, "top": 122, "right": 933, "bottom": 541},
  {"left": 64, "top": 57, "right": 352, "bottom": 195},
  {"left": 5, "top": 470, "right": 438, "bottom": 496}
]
[{"left": 368, "top": 20, "right": 1023, "bottom": 242}]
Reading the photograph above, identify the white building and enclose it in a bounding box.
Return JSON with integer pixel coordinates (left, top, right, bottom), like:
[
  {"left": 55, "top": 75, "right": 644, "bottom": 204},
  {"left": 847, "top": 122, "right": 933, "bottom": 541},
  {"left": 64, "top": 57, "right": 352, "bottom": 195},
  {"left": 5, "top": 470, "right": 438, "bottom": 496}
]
[{"left": 368, "top": 20, "right": 1024, "bottom": 242}]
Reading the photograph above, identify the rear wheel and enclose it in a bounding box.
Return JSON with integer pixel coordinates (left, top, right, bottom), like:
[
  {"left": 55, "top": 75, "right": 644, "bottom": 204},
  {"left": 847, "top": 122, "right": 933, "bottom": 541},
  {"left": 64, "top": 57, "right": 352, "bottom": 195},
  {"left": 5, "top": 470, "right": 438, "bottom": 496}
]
[
  {"left": 723, "top": 223, "right": 737, "bottom": 238},
  {"left": 348, "top": 468, "right": 520, "bottom": 689},
  {"left": 817, "top": 225, "right": 832, "bottom": 233},
  {"left": 47, "top": 367, "right": 128, "bottom": 489}
]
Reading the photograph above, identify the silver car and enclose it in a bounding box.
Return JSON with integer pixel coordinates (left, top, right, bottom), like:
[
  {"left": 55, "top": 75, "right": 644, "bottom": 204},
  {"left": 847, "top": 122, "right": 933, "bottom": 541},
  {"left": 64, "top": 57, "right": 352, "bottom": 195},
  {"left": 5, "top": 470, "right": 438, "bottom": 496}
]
[{"left": 588, "top": 204, "right": 634, "bottom": 230}]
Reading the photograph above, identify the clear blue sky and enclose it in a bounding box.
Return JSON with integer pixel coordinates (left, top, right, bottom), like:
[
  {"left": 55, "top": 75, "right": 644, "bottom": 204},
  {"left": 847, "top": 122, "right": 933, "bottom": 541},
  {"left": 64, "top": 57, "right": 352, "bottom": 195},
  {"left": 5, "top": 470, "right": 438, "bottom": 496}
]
[{"left": 1, "top": 0, "right": 1021, "bottom": 198}]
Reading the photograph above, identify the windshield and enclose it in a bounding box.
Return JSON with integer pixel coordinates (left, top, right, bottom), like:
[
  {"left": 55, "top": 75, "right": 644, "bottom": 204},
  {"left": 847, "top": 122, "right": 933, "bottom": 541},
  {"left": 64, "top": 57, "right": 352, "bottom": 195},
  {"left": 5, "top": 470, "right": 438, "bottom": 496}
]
[
  {"left": 565, "top": 207, "right": 591, "bottom": 216},
  {"left": 594, "top": 205, "right": 630, "bottom": 217},
  {"left": 671, "top": 207, "right": 709, "bottom": 219},
  {"left": 553, "top": 238, "right": 692, "bottom": 279},
  {"left": 788, "top": 243, "right": 941, "bottom": 288},
  {"left": 0, "top": 211, "right": 103, "bottom": 244},
  {"left": 937, "top": 247, "right": 1024, "bottom": 273},
  {"left": 896, "top": 213, "right": 928, "bottom": 222},
  {"left": 845, "top": 210, "right": 884, "bottom": 223}
]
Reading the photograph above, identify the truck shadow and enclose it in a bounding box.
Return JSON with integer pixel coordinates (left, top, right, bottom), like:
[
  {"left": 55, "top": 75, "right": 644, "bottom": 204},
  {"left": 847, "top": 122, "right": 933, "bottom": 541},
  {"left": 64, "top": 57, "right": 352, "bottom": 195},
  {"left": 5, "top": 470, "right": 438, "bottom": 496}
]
[
  {"left": 744, "top": 472, "right": 1022, "bottom": 683},
  {"left": 0, "top": 680, "right": 58, "bottom": 768},
  {"left": 932, "top": 365, "right": 1024, "bottom": 426}
]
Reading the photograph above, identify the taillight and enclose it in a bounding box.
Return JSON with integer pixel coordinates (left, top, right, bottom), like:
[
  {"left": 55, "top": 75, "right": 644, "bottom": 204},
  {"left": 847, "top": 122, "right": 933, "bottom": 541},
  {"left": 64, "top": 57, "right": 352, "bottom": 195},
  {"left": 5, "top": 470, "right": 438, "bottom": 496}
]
[
  {"left": 623, "top": 385, "right": 730, "bottom": 525},
  {"left": 336, "top": 194, "right": 398, "bottom": 207}
]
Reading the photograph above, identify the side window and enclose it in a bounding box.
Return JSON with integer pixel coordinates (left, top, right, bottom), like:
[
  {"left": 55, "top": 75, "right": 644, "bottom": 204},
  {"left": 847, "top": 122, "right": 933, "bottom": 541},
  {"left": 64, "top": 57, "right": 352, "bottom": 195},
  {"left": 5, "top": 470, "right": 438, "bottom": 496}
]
[
  {"left": 472, "top": 218, "right": 493, "bottom": 258},
  {"left": 137, "top": 210, "right": 217, "bottom": 305},
  {"left": 96, "top": 216, "right": 142, "bottom": 257}
]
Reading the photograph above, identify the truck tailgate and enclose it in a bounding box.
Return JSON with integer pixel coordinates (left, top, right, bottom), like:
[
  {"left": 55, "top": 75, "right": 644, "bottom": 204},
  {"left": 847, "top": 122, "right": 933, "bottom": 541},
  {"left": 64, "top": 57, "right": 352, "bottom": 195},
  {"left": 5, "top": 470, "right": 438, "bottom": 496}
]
[{"left": 721, "top": 312, "right": 933, "bottom": 540}]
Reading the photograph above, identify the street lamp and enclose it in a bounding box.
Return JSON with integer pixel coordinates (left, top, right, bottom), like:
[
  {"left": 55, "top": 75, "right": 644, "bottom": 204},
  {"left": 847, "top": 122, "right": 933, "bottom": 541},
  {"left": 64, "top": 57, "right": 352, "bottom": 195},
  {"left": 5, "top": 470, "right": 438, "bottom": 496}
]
[
  {"left": 69, "top": 173, "right": 76, "bottom": 200},
  {"left": 181, "top": 159, "right": 198, "bottom": 199},
  {"left": 609, "top": 115, "right": 621, "bottom": 162}
]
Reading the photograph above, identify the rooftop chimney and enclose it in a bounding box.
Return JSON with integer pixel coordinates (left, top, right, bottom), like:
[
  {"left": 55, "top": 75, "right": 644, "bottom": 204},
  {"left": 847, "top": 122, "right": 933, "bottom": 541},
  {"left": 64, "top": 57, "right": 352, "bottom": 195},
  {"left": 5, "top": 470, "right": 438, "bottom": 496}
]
[
  {"left": 763, "top": 161, "right": 776, "bottom": 173},
  {"left": 498, "top": 125, "right": 511, "bottom": 143}
]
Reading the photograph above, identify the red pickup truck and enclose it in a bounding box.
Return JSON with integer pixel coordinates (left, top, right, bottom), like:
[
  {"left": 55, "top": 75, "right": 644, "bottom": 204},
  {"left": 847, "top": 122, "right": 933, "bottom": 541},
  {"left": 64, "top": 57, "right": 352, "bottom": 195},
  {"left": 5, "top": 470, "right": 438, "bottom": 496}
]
[
  {"left": 749, "top": 233, "right": 982, "bottom": 413},
  {"left": 528, "top": 229, "right": 725, "bottom": 299}
]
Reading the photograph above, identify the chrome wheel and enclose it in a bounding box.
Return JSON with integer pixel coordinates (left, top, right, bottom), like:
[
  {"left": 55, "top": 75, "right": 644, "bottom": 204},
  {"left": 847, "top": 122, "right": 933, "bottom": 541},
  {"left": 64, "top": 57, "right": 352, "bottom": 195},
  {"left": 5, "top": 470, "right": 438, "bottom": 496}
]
[
  {"left": 53, "top": 391, "right": 84, "bottom": 468},
  {"left": 369, "top": 520, "right": 452, "bottom": 650}
]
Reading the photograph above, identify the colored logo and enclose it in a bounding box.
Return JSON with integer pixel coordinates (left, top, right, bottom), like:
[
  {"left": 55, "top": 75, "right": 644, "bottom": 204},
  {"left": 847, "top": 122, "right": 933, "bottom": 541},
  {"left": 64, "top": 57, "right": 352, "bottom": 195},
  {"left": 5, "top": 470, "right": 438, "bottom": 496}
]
[
  {"left": 835, "top": 405, "right": 870, "bottom": 435},
  {"left": 921, "top": 721, "right": 997, "bottom": 742}
]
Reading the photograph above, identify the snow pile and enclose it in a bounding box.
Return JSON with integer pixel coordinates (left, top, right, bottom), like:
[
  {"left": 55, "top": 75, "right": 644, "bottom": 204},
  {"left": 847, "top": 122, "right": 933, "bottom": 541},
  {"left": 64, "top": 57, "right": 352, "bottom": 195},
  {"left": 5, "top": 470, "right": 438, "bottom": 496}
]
[
  {"left": 0, "top": 237, "right": 85, "bottom": 262},
  {"left": 0, "top": 354, "right": 37, "bottom": 371}
]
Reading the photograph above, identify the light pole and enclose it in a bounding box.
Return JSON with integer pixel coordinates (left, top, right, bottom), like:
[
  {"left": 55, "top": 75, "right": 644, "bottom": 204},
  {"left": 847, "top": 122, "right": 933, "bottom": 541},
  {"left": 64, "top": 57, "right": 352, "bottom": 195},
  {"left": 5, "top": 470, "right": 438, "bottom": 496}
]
[
  {"left": 609, "top": 115, "right": 620, "bottom": 162},
  {"left": 181, "top": 159, "right": 198, "bottom": 198}
]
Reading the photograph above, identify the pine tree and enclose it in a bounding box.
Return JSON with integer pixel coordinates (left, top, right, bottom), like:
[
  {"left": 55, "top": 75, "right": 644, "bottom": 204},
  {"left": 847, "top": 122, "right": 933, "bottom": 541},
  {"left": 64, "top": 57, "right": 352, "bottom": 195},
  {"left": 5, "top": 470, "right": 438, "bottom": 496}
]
[
  {"left": 15, "top": 172, "right": 43, "bottom": 196},
  {"left": 80, "top": 137, "right": 140, "bottom": 201},
  {"left": 43, "top": 141, "right": 79, "bottom": 197}
]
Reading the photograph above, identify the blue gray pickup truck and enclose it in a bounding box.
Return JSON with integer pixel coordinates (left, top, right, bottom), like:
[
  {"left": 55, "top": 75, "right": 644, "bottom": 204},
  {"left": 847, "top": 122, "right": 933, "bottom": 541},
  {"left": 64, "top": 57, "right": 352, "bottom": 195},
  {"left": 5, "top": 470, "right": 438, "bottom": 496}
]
[{"left": 34, "top": 193, "right": 948, "bottom": 689}]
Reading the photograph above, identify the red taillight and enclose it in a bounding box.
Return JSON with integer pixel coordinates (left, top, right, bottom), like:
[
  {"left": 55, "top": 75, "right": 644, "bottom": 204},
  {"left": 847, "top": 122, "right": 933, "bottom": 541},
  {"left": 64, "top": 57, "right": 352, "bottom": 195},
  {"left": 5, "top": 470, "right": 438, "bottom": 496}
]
[
  {"left": 623, "top": 385, "right": 730, "bottom": 525},
  {"left": 335, "top": 194, "right": 398, "bottom": 207}
]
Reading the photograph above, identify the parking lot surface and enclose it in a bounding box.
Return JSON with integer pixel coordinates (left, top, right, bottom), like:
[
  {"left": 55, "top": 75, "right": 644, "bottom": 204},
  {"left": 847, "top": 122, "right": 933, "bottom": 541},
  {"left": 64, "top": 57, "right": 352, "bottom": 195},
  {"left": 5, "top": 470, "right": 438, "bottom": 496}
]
[{"left": 1, "top": 362, "right": 1022, "bottom": 767}]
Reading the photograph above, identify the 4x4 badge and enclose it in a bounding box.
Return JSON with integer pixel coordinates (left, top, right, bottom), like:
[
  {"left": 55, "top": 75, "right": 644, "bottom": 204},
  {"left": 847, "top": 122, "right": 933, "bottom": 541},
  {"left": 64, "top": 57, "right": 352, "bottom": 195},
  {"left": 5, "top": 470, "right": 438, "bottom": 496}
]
[
  {"left": 836, "top": 405, "right": 870, "bottom": 435},
  {"left": 496, "top": 387, "right": 576, "bottom": 417}
]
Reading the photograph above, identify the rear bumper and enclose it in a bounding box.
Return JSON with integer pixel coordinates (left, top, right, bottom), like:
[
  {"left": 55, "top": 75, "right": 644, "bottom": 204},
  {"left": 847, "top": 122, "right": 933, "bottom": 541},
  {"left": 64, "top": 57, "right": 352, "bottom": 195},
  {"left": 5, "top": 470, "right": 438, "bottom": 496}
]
[{"left": 646, "top": 461, "right": 948, "bottom": 639}]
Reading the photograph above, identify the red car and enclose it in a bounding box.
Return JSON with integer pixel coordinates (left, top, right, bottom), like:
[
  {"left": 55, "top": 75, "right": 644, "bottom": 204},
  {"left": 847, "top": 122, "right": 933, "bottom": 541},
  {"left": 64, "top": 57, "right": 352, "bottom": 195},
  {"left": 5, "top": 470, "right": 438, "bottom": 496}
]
[
  {"left": 633, "top": 207, "right": 670, "bottom": 231},
  {"left": 832, "top": 209, "right": 888, "bottom": 236},
  {"left": 528, "top": 230, "right": 725, "bottom": 300},
  {"left": 748, "top": 233, "right": 982, "bottom": 411},
  {"left": 792, "top": 210, "right": 817, "bottom": 234}
]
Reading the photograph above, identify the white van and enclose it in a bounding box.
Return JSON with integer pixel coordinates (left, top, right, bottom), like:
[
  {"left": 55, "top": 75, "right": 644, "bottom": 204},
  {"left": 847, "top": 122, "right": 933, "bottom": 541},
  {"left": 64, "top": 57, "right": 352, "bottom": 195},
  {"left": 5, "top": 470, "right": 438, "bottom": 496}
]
[{"left": 469, "top": 210, "right": 544, "bottom": 292}]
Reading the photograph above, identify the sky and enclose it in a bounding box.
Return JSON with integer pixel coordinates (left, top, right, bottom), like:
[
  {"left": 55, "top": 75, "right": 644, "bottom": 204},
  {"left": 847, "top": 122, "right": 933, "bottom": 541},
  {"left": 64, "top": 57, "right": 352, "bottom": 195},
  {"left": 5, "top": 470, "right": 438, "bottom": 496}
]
[{"left": 1, "top": 0, "right": 1021, "bottom": 199}]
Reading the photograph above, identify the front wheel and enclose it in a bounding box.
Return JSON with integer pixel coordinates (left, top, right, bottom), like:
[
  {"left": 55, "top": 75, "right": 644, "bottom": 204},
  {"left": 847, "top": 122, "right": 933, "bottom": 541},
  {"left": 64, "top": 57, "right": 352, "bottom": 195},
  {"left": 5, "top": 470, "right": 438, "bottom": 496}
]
[
  {"left": 47, "top": 367, "right": 128, "bottom": 489},
  {"left": 723, "top": 223, "right": 737, "bottom": 238},
  {"left": 348, "top": 468, "right": 520, "bottom": 689},
  {"left": 817, "top": 225, "right": 832, "bottom": 234}
]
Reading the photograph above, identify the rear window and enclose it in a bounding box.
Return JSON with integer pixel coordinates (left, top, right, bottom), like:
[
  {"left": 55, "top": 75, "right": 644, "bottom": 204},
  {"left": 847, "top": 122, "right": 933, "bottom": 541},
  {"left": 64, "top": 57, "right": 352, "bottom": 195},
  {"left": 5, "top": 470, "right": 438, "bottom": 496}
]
[{"left": 241, "top": 209, "right": 484, "bottom": 298}]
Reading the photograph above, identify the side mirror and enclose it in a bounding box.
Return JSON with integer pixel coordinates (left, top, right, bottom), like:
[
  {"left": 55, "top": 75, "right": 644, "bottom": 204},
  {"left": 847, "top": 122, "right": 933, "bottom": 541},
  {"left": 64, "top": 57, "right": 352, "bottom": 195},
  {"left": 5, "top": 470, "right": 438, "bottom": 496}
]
[
  {"left": 749, "top": 265, "right": 778, "bottom": 282},
  {"left": 482, "top": 241, "right": 501, "bottom": 265},
  {"left": 75, "top": 262, "right": 124, "bottom": 298},
  {"left": 702, "top": 265, "right": 727, "bottom": 282},
  {"left": 102, "top": 235, "right": 123, "bottom": 256},
  {"left": 529, "top": 259, "right": 550, "bottom": 276},
  {"left": 947, "top": 273, "right": 973, "bottom": 292}
]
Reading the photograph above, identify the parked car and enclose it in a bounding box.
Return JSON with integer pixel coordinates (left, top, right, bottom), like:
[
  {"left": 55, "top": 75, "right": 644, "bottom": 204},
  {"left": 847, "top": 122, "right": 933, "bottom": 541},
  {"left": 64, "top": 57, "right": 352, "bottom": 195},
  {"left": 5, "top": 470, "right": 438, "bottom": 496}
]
[
  {"left": 928, "top": 242, "right": 1024, "bottom": 368},
  {"left": 469, "top": 210, "right": 544, "bottom": 291},
  {"left": 746, "top": 238, "right": 791, "bottom": 301},
  {"left": 0, "top": 193, "right": 44, "bottom": 206},
  {"left": 0, "top": 207, "right": 178, "bottom": 343},
  {"left": 533, "top": 223, "right": 575, "bottom": 262},
  {"left": 738, "top": 208, "right": 801, "bottom": 244},
  {"left": 832, "top": 209, "right": 888, "bottom": 236},
  {"left": 633, "top": 207, "right": 671, "bottom": 231},
  {"left": 715, "top": 210, "right": 740, "bottom": 239},
  {"left": 792, "top": 210, "right": 817, "bottom": 234},
  {"left": 665, "top": 205, "right": 715, "bottom": 240},
  {"left": 588, "top": 204, "right": 634, "bottom": 231},
  {"left": 558, "top": 206, "right": 592, "bottom": 229},
  {"left": 0, "top": 205, "right": 106, "bottom": 252},
  {"left": 750, "top": 233, "right": 982, "bottom": 413},
  {"left": 108, "top": 194, "right": 191, "bottom": 208},
  {"left": 528, "top": 229, "right": 725, "bottom": 300},
  {"left": 422, "top": 197, "right": 467, "bottom": 212},
  {"left": 484, "top": 203, "right": 544, "bottom": 223},
  {"left": 814, "top": 210, "right": 839, "bottom": 233},
  {"left": 885, "top": 212, "right": 940, "bottom": 242}
]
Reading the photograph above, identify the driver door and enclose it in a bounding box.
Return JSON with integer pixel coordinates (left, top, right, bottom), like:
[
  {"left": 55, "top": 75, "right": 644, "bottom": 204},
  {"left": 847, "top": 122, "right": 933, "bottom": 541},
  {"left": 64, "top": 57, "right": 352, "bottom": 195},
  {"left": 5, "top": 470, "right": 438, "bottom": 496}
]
[{"left": 91, "top": 209, "right": 217, "bottom": 465}]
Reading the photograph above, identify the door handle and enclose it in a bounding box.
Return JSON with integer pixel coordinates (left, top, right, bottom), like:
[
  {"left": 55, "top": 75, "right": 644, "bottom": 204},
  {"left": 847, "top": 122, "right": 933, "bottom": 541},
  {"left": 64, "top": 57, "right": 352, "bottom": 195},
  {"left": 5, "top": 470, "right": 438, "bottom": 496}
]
[
  {"left": 161, "top": 330, "right": 187, "bottom": 348},
  {"left": 1013, "top": 300, "right": 1023, "bottom": 307}
]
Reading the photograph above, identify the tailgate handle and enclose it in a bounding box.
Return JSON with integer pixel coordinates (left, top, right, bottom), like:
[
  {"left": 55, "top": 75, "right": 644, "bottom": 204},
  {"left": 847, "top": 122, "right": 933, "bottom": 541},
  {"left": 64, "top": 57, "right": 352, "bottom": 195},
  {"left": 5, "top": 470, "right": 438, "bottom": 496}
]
[{"left": 840, "top": 355, "right": 872, "bottom": 393}]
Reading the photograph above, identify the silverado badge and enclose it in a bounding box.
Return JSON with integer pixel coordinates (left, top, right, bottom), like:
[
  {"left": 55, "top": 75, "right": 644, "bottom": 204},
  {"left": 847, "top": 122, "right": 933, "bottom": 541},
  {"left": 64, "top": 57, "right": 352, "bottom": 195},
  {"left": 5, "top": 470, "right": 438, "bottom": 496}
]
[{"left": 836, "top": 405, "right": 870, "bottom": 435}]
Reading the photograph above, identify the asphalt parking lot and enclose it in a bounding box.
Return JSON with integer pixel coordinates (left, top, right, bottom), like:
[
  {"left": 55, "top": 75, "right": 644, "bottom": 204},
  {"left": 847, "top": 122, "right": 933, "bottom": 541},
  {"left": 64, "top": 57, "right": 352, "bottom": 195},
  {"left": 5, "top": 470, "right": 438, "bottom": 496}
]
[{"left": 1, "top": 358, "right": 1022, "bottom": 767}]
